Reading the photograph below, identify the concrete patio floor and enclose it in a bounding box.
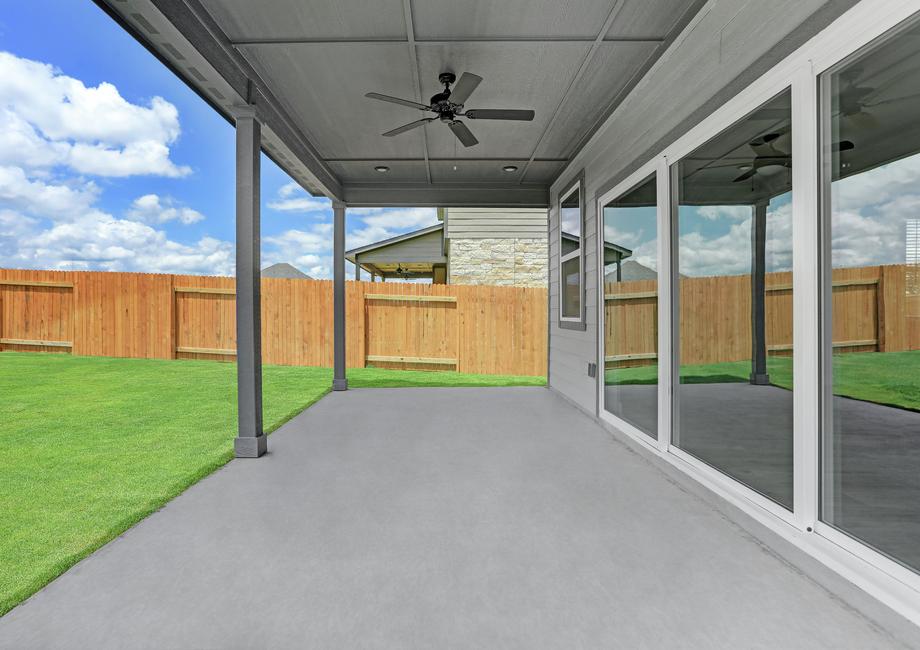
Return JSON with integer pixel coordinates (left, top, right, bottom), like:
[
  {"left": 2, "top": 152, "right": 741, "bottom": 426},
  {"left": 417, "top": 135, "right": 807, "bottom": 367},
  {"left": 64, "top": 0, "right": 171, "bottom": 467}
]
[{"left": 1, "top": 387, "right": 919, "bottom": 649}]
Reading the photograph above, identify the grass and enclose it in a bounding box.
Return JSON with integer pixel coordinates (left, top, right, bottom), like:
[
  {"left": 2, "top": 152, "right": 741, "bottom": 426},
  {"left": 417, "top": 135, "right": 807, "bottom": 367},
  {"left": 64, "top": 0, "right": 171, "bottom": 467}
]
[
  {"left": 606, "top": 349, "right": 920, "bottom": 411},
  {"left": 0, "top": 352, "right": 544, "bottom": 616}
]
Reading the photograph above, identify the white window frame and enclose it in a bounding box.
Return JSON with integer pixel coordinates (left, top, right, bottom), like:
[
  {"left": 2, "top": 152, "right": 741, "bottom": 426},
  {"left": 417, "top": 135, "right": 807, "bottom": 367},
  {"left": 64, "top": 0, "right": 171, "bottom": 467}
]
[
  {"left": 558, "top": 174, "right": 586, "bottom": 329},
  {"left": 592, "top": 0, "right": 920, "bottom": 625}
]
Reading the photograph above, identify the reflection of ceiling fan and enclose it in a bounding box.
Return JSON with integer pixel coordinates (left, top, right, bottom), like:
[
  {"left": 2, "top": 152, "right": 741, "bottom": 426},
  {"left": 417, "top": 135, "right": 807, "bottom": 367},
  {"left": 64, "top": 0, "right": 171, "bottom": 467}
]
[
  {"left": 733, "top": 131, "right": 792, "bottom": 182},
  {"left": 365, "top": 72, "right": 535, "bottom": 147},
  {"left": 836, "top": 66, "right": 920, "bottom": 129},
  {"left": 732, "top": 129, "right": 855, "bottom": 183}
]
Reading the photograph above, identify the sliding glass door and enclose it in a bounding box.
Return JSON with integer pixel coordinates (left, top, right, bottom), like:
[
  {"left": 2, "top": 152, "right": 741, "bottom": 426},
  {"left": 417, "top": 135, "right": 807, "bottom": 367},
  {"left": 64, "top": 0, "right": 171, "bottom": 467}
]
[
  {"left": 673, "top": 90, "right": 794, "bottom": 510},
  {"left": 602, "top": 174, "right": 658, "bottom": 438},
  {"left": 820, "top": 18, "right": 920, "bottom": 573}
]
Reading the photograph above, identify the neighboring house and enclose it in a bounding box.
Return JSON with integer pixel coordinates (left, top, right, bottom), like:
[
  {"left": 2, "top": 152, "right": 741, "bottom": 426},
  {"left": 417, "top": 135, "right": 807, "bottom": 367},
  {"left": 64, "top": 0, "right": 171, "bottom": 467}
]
[
  {"left": 346, "top": 208, "right": 549, "bottom": 287},
  {"left": 346, "top": 209, "right": 633, "bottom": 287},
  {"left": 261, "top": 262, "right": 313, "bottom": 279}
]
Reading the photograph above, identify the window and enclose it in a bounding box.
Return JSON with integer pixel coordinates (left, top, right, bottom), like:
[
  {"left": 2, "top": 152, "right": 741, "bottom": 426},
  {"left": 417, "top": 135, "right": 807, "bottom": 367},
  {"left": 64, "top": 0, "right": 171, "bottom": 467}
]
[
  {"left": 559, "top": 179, "right": 584, "bottom": 325},
  {"left": 820, "top": 18, "right": 920, "bottom": 574},
  {"left": 602, "top": 174, "right": 658, "bottom": 438},
  {"left": 674, "top": 89, "right": 794, "bottom": 510}
]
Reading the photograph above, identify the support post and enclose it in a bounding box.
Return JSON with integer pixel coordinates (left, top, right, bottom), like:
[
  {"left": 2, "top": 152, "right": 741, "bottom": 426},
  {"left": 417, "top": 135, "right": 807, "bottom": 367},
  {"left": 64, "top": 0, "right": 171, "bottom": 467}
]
[
  {"left": 232, "top": 106, "right": 266, "bottom": 457},
  {"left": 333, "top": 201, "right": 348, "bottom": 391},
  {"left": 355, "top": 259, "right": 361, "bottom": 282},
  {"left": 750, "top": 201, "right": 769, "bottom": 385}
]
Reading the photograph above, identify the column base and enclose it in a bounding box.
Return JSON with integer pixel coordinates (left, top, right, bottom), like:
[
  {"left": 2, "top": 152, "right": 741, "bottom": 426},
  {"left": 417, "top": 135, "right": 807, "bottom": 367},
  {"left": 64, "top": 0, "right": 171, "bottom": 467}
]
[
  {"left": 750, "top": 373, "right": 771, "bottom": 386},
  {"left": 332, "top": 378, "right": 348, "bottom": 391},
  {"left": 234, "top": 434, "right": 267, "bottom": 458}
]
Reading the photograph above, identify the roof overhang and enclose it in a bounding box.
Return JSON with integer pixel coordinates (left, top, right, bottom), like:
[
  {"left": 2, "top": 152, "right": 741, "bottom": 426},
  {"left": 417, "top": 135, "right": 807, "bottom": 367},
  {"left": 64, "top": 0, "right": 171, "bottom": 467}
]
[{"left": 94, "top": 0, "right": 708, "bottom": 207}]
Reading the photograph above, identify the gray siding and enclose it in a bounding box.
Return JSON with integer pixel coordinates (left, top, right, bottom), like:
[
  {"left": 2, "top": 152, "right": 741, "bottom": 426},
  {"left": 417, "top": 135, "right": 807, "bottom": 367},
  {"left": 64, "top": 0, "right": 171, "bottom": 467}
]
[
  {"left": 356, "top": 229, "right": 446, "bottom": 264},
  {"left": 445, "top": 208, "right": 548, "bottom": 239},
  {"left": 548, "top": 0, "right": 858, "bottom": 414}
]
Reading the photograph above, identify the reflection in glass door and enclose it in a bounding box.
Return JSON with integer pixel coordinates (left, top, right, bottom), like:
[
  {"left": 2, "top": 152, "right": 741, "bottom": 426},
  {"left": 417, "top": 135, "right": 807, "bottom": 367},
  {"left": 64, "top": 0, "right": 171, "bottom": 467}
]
[
  {"left": 674, "top": 89, "right": 794, "bottom": 510},
  {"left": 602, "top": 175, "right": 658, "bottom": 438},
  {"left": 821, "top": 18, "right": 920, "bottom": 574}
]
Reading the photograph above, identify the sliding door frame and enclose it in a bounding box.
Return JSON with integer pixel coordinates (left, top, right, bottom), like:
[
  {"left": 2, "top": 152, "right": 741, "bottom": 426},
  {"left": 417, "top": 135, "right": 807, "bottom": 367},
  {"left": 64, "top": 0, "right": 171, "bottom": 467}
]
[{"left": 594, "top": 0, "right": 920, "bottom": 624}]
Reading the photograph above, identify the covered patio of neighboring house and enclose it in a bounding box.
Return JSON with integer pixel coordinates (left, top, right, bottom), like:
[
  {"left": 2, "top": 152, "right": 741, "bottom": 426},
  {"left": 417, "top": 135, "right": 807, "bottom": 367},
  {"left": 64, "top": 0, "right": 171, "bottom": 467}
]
[
  {"left": 8, "top": 0, "right": 919, "bottom": 642},
  {"left": 347, "top": 223, "right": 447, "bottom": 283}
]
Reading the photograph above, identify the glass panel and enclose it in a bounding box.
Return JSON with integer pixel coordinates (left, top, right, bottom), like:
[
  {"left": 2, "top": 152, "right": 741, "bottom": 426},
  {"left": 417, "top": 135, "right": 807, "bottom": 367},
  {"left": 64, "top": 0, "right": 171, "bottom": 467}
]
[
  {"left": 675, "top": 89, "right": 794, "bottom": 510},
  {"left": 561, "top": 187, "right": 581, "bottom": 240},
  {"left": 562, "top": 256, "right": 581, "bottom": 319},
  {"left": 560, "top": 183, "right": 582, "bottom": 319},
  {"left": 821, "top": 20, "right": 920, "bottom": 573},
  {"left": 603, "top": 174, "right": 658, "bottom": 438}
]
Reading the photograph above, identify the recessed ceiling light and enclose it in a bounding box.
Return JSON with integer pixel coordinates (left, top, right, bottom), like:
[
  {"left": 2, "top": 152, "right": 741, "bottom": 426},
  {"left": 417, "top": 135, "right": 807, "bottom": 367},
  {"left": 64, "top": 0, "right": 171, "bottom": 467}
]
[
  {"left": 374, "top": 165, "right": 390, "bottom": 173},
  {"left": 502, "top": 165, "right": 518, "bottom": 172}
]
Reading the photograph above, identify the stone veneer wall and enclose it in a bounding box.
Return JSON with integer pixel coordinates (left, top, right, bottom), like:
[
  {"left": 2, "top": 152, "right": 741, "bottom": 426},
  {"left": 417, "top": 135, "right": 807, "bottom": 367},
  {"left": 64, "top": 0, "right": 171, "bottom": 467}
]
[{"left": 448, "top": 238, "right": 548, "bottom": 287}]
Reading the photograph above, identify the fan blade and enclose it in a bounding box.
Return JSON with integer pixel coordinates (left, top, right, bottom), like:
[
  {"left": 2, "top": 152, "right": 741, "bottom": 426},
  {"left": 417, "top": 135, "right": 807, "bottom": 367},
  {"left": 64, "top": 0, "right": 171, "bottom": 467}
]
[
  {"left": 733, "top": 168, "right": 757, "bottom": 183},
  {"left": 833, "top": 140, "right": 855, "bottom": 152},
  {"left": 464, "top": 109, "right": 535, "bottom": 121},
  {"left": 365, "top": 92, "right": 430, "bottom": 111},
  {"left": 867, "top": 91, "right": 920, "bottom": 107},
  {"left": 382, "top": 118, "right": 434, "bottom": 137},
  {"left": 447, "top": 120, "right": 478, "bottom": 147},
  {"left": 449, "top": 72, "right": 483, "bottom": 105}
]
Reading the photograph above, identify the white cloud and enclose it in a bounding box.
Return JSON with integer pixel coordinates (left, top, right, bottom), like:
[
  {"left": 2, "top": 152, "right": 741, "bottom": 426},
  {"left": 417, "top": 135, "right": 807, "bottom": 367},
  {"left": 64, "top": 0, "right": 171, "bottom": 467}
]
[
  {"left": 0, "top": 165, "right": 98, "bottom": 218},
  {"left": 0, "top": 51, "right": 189, "bottom": 178},
  {"left": 696, "top": 205, "right": 751, "bottom": 221},
  {"left": 127, "top": 193, "right": 205, "bottom": 225},
  {"left": 268, "top": 196, "right": 330, "bottom": 212},
  {"left": 266, "top": 181, "right": 330, "bottom": 213},
  {"left": 15, "top": 210, "right": 233, "bottom": 275}
]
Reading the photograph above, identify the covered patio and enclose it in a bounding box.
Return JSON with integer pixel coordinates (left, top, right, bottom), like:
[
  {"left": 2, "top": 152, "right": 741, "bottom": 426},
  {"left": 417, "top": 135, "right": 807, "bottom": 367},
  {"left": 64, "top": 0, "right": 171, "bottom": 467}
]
[{"left": 1, "top": 387, "right": 918, "bottom": 649}]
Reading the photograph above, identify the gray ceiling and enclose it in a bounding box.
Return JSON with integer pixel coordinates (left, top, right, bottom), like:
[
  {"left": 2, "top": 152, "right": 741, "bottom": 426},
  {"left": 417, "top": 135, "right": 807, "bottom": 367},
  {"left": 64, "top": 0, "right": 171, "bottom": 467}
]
[
  {"left": 100, "top": 0, "right": 707, "bottom": 203},
  {"left": 196, "top": 0, "right": 703, "bottom": 189}
]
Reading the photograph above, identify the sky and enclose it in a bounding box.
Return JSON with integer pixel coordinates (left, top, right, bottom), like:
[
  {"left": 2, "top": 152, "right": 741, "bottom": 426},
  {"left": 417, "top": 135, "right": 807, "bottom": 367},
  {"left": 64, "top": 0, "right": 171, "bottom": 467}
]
[
  {"left": 604, "top": 155, "right": 920, "bottom": 280},
  {"left": 1, "top": 2, "right": 916, "bottom": 282},
  {"left": 0, "top": 1, "right": 439, "bottom": 279}
]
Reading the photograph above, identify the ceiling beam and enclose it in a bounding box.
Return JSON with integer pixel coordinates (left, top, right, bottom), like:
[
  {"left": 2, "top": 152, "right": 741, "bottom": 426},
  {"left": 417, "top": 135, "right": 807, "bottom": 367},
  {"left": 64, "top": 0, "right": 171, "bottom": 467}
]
[
  {"left": 561, "top": 0, "right": 711, "bottom": 166},
  {"left": 518, "top": 0, "right": 628, "bottom": 184},
  {"left": 324, "top": 157, "right": 568, "bottom": 163},
  {"left": 402, "top": 0, "right": 432, "bottom": 184},
  {"left": 342, "top": 183, "right": 549, "bottom": 208},
  {"left": 230, "top": 36, "right": 667, "bottom": 46}
]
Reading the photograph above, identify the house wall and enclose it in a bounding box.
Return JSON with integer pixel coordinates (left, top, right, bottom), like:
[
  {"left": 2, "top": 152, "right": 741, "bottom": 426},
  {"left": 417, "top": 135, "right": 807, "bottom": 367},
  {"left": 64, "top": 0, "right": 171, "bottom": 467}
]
[
  {"left": 445, "top": 208, "right": 548, "bottom": 287},
  {"left": 547, "top": 0, "right": 859, "bottom": 414},
  {"left": 448, "top": 238, "right": 547, "bottom": 287}
]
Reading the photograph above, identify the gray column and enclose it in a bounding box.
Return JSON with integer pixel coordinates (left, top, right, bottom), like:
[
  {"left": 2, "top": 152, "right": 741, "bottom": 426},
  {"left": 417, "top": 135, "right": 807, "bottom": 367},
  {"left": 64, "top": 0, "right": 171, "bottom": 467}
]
[
  {"left": 232, "top": 106, "right": 266, "bottom": 457},
  {"left": 355, "top": 259, "right": 361, "bottom": 282},
  {"left": 333, "top": 201, "right": 348, "bottom": 391},
  {"left": 750, "top": 201, "right": 770, "bottom": 385}
]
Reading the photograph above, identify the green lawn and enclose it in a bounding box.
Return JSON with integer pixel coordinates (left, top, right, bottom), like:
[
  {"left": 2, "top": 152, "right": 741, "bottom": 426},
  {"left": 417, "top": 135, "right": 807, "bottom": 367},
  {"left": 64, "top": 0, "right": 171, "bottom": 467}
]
[
  {"left": 606, "top": 350, "right": 920, "bottom": 411},
  {"left": 0, "top": 352, "right": 544, "bottom": 616}
]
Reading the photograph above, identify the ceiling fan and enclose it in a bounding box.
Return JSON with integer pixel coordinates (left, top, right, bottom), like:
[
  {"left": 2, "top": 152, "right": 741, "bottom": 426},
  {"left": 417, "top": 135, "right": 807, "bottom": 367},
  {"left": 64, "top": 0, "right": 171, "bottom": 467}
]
[{"left": 365, "top": 72, "right": 535, "bottom": 147}]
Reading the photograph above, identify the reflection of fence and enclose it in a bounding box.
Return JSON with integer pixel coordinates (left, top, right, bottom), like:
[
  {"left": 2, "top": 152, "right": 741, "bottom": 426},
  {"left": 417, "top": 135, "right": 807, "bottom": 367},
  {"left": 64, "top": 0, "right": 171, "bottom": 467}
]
[
  {"left": 0, "top": 269, "right": 547, "bottom": 376},
  {"left": 605, "top": 264, "right": 920, "bottom": 367}
]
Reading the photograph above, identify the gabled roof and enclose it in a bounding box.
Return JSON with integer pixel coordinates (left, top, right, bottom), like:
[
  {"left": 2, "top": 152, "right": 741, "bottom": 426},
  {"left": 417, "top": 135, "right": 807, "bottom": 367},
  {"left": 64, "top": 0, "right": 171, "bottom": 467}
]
[
  {"left": 346, "top": 223, "right": 443, "bottom": 262},
  {"left": 562, "top": 231, "right": 632, "bottom": 258}
]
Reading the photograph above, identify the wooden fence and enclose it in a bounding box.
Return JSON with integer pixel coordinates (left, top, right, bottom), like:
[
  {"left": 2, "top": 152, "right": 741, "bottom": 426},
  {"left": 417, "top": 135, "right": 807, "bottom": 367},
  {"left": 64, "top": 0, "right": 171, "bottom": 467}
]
[
  {"left": 605, "top": 264, "right": 920, "bottom": 367},
  {"left": 0, "top": 268, "right": 548, "bottom": 376}
]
